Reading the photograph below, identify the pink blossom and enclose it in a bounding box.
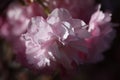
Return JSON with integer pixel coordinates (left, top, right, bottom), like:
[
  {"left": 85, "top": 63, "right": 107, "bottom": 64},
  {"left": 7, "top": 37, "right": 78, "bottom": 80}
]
[
  {"left": 85, "top": 5, "right": 116, "bottom": 62},
  {"left": 21, "top": 7, "right": 115, "bottom": 70},
  {"left": 0, "top": 2, "right": 45, "bottom": 40}
]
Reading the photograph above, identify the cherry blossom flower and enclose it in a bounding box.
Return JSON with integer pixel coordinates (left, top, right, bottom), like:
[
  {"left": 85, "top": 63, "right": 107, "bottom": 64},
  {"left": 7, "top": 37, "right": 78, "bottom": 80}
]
[
  {"left": 21, "top": 6, "right": 115, "bottom": 70},
  {"left": 86, "top": 5, "right": 116, "bottom": 62},
  {"left": 0, "top": 2, "right": 45, "bottom": 40}
]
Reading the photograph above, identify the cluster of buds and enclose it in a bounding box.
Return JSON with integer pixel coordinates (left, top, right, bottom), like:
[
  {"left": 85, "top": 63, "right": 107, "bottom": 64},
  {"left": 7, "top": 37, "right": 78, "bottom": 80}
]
[{"left": 20, "top": 5, "right": 115, "bottom": 71}]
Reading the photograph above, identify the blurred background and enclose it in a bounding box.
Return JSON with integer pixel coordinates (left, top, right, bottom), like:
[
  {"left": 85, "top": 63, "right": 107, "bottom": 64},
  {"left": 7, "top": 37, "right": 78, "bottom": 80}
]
[{"left": 0, "top": 0, "right": 120, "bottom": 80}]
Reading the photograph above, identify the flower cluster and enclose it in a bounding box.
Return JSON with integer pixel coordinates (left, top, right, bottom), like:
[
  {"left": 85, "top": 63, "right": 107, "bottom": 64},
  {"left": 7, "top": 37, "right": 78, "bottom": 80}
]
[{"left": 21, "top": 6, "right": 115, "bottom": 70}]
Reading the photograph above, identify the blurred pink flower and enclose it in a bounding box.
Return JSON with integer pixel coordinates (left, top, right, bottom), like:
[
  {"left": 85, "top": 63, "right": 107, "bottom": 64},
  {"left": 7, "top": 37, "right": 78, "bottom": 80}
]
[
  {"left": 21, "top": 6, "right": 115, "bottom": 70},
  {"left": 0, "top": 2, "right": 45, "bottom": 40},
  {"left": 44, "top": 0, "right": 95, "bottom": 22}
]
